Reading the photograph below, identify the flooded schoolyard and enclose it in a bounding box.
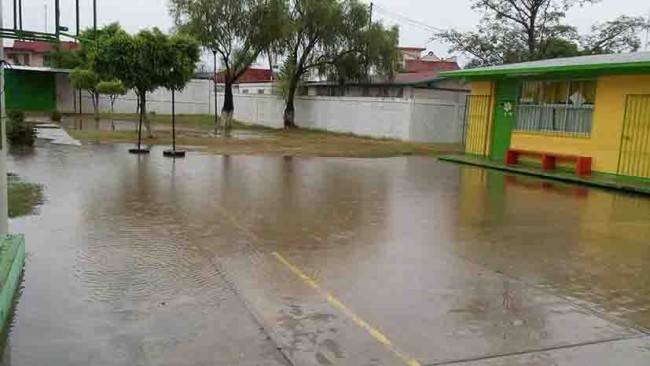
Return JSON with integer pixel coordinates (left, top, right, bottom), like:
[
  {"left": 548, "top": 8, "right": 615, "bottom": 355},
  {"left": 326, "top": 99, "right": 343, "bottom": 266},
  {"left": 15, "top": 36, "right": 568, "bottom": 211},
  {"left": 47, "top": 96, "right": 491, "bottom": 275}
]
[{"left": 4, "top": 140, "right": 650, "bottom": 365}]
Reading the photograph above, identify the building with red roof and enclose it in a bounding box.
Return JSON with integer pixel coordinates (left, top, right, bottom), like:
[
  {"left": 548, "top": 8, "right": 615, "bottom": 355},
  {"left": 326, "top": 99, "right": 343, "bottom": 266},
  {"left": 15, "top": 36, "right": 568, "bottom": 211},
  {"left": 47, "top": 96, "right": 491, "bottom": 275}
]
[
  {"left": 5, "top": 41, "right": 79, "bottom": 67},
  {"left": 214, "top": 68, "right": 273, "bottom": 84},
  {"left": 304, "top": 47, "right": 466, "bottom": 100}
]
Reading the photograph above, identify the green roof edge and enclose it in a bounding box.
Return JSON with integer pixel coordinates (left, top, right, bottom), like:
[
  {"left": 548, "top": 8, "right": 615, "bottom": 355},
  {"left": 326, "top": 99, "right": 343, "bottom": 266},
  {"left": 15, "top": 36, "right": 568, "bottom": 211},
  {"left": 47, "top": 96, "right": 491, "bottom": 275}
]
[{"left": 438, "top": 60, "right": 650, "bottom": 78}]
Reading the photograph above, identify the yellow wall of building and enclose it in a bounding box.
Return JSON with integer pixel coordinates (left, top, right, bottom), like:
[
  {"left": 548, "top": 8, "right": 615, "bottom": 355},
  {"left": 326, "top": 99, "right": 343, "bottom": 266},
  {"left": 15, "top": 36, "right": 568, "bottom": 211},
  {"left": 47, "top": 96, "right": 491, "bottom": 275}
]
[
  {"left": 471, "top": 81, "right": 493, "bottom": 96},
  {"left": 510, "top": 75, "right": 650, "bottom": 174}
]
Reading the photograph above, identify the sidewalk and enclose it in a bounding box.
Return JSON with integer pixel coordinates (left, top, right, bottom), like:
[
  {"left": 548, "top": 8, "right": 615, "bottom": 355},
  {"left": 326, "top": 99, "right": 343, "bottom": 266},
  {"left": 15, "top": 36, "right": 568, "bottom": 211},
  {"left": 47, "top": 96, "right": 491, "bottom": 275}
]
[{"left": 439, "top": 154, "right": 650, "bottom": 195}]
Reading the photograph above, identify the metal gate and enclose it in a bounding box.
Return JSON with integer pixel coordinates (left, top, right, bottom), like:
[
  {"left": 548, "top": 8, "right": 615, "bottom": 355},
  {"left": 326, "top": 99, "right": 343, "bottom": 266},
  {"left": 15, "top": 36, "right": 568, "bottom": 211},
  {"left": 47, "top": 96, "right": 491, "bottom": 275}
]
[
  {"left": 462, "top": 95, "right": 492, "bottom": 156},
  {"left": 618, "top": 95, "right": 650, "bottom": 179}
]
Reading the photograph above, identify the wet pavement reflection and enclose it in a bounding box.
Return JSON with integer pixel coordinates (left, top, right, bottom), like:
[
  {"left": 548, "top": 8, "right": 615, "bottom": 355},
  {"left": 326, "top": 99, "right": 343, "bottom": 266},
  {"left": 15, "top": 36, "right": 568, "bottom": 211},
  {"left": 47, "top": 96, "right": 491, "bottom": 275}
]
[{"left": 4, "top": 143, "right": 650, "bottom": 365}]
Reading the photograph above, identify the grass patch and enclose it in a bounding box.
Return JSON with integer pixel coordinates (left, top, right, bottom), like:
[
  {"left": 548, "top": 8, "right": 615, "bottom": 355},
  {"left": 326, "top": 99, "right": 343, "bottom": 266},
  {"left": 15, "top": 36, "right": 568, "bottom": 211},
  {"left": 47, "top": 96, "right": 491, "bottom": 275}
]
[
  {"left": 63, "top": 112, "right": 462, "bottom": 157},
  {"left": 8, "top": 174, "right": 44, "bottom": 218},
  {"left": 64, "top": 113, "right": 273, "bottom": 132},
  {"left": 67, "top": 127, "right": 462, "bottom": 158}
]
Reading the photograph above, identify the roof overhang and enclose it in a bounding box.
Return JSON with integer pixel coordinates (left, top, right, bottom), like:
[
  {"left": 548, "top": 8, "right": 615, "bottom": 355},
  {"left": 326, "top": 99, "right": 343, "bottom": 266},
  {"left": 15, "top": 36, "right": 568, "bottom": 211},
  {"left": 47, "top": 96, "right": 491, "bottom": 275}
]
[
  {"left": 6, "top": 65, "right": 71, "bottom": 73},
  {"left": 440, "top": 59, "right": 650, "bottom": 80}
]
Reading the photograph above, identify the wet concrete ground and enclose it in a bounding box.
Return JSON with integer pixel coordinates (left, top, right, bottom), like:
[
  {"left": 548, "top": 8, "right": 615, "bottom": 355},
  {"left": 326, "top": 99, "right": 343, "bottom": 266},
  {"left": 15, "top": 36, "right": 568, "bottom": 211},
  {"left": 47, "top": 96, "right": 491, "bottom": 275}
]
[{"left": 4, "top": 142, "right": 650, "bottom": 365}]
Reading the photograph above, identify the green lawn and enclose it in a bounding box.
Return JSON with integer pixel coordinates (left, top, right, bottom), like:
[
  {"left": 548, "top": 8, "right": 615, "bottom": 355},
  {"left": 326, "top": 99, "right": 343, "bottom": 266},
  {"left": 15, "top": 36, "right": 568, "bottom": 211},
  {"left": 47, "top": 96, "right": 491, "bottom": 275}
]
[{"left": 8, "top": 174, "right": 44, "bottom": 218}]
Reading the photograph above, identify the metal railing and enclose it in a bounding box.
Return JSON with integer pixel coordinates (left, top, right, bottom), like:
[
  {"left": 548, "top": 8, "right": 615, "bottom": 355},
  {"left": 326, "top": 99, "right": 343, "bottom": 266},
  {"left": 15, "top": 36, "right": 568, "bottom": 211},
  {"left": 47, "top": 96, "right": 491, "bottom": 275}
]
[
  {"left": 515, "top": 104, "right": 593, "bottom": 136},
  {"left": 462, "top": 95, "right": 492, "bottom": 156},
  {"left": 618, "top": 95, "right": 650, "bottom": 179}
]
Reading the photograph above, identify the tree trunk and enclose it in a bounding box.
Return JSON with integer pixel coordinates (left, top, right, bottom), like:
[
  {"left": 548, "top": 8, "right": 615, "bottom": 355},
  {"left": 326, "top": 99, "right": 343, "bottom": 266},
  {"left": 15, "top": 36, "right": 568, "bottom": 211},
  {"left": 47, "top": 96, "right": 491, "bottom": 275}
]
[
  {"left": 110, "top": 98, "right": 116, "bottom": 131},
  {"left": 221, "top": 81, "right": 235, "bottom": 133},
  {"left": 135, "top": 93, "right": 140, "bottom": 132},
  {"left": 141, "top": 92, "right": 154, "bottom": 138},
  {"left": 283, "top": 80, "right": 298, "bottom": 128},
  {"left": 92, "top": 92, "right": 100, "bottom": 123}
]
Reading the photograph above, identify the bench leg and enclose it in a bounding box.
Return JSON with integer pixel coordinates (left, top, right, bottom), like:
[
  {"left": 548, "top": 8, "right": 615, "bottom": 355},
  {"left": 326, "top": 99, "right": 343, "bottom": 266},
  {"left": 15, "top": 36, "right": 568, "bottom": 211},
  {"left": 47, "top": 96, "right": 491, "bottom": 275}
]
[
  {"left": 541, "top": 155, "right": 556, "bottom": 171},
  {"left": 505, "top": 150, "right": 518, "bottom": 165},
  {"left": 575, "top": 157, "right": 592, "bottom": 176}
]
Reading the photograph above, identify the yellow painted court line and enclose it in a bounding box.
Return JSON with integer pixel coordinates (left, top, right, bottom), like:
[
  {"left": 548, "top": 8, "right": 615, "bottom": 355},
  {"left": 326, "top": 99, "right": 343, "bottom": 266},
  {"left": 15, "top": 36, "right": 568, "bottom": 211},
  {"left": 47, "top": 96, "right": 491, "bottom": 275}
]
[{"left": 271, "top": 252, "right": 421, "bottom": 366}]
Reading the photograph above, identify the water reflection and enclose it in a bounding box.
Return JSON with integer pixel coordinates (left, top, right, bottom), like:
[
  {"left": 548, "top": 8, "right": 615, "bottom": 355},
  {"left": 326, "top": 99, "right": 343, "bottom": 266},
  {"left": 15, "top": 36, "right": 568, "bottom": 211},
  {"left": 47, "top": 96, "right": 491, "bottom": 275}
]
[
  {"left": 455, "top": 167, "right": 650, "bottom": 329},
  {"left": 5, "top": 145, "right": 650, "bottom": 365}
]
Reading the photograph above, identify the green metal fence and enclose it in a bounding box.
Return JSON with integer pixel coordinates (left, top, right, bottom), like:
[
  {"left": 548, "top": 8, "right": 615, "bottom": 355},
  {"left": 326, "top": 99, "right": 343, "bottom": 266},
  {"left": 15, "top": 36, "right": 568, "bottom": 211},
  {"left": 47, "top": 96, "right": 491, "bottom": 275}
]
[
  {"left": 462, "top": 95, "right": 492, "bottom": 156},
  {"left": 618, "top": 95, "right": 650, "bottom": 179}
]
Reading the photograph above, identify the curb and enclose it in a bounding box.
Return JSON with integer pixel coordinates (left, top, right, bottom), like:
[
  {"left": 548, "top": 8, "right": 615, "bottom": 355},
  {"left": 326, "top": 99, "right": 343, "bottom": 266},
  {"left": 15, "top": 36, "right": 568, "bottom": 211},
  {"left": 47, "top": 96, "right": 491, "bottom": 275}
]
[{"left": 439, "top": 155, "right": 650, "bottom": 196}]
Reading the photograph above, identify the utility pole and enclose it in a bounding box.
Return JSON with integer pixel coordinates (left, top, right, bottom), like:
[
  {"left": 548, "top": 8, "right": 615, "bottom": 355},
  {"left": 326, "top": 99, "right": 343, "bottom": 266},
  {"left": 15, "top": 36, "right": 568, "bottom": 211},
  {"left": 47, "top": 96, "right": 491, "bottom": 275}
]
[
  {"left": 55, "top": 0, "right": 60, "bottom": 39},
  {"left": 213, "top": 50, "right": 219, "bottom": 134},
  {"left": 369, "top": 2, "right": 373, "bottom": 25},
  {"left": 76, "top": 0, "right": 80, "bottom": 36},
  {"left": 76, "top": 0, "right": 80, "bottom": 116},
  {"left": 0, "top": 0, "right": 10, "bottom": 234},
  {"left": 13, "top": 0, "right": 16, "bottom": 30},
  {"left": 44, "top": 2, "right": 47, "bottom": 32},
  {"left": 93, "top": 0, "right": 97, "bottom": 32},
  {"left": 18, "top": 0, "right": 22, "bottom": 31}
]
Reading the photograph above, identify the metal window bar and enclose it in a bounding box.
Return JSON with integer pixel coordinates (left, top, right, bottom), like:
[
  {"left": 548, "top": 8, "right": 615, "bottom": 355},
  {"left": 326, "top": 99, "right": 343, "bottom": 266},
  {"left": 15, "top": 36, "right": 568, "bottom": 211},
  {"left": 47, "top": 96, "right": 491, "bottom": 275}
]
[{"left": 515, "top": 80, "right": 594, "bottom": 137}]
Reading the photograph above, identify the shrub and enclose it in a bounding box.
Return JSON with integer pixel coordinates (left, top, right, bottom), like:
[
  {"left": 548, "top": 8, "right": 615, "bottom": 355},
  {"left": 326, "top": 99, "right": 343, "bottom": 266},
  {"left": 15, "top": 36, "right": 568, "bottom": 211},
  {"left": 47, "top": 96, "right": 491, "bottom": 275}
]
[
  {"left": 7, "top": 110, "right": 25, "bottom": 123},
  {"left": 7, "top": 110, "right": 35, "bottom": 147},
  {"left": 50, "top": 110, "right": 62, "bottom": 122}
]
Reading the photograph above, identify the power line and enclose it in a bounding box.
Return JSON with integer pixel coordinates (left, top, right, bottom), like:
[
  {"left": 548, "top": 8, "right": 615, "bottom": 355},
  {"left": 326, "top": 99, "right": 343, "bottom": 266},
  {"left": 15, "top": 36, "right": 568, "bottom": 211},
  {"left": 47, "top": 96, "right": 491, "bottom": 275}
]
[{"left": 372, "top": 4, "right": 444, "bottom": 33}]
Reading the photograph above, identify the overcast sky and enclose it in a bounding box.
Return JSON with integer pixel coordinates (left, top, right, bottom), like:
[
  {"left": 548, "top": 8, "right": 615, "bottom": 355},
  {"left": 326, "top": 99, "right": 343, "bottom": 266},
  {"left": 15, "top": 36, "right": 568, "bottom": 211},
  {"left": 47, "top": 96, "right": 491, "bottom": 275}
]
[{"left": 6, "top": 0, "right": 650, "bottom": 66}]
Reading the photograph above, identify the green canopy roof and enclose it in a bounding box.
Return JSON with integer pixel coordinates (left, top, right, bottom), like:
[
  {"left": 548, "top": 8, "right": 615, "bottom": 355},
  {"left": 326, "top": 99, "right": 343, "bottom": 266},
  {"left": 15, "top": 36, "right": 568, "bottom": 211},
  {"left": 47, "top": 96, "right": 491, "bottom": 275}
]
[{"left": 439, "top": 52, "right": 650, "bottom": 79}]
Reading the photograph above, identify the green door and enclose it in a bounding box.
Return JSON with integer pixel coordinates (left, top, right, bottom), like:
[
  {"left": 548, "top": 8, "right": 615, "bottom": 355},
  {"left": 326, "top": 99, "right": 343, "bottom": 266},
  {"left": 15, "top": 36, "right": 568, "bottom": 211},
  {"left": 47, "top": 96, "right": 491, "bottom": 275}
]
[
  {"left": 5, "top": 70, "right": 56, "bottom": 112},
  {"left": 489, "top": 80, "right": 518, "bottom": 160}
]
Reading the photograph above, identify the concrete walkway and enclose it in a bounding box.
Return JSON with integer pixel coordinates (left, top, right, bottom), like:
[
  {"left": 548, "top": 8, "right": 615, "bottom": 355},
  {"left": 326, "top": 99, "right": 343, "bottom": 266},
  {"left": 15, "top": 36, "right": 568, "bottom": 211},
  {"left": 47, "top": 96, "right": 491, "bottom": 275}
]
[{"left": 439, "top": 154, "right": 650, "bottom": 195}]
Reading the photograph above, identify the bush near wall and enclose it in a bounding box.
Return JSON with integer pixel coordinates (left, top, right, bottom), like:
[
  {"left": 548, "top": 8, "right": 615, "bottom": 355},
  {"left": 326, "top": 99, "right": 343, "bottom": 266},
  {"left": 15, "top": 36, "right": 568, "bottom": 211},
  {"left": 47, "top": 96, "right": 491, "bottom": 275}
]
[{"left": 7, "top": 110, "right": 36, "bottom": 147}]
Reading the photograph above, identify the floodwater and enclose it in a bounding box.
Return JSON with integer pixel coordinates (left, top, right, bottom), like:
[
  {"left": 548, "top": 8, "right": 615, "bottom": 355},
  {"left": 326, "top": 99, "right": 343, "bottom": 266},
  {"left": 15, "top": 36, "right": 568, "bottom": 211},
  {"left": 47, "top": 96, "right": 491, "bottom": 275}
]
[{"left": 4, "top": 142, "right": 650, "bottom": 366}]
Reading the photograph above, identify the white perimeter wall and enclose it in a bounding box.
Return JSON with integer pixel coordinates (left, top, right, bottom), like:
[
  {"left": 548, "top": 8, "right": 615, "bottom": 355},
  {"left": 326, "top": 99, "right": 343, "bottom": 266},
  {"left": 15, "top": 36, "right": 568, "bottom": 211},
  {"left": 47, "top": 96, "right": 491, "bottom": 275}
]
[{"left": 63, "top": 78, "right": 466, "bottom": 143}]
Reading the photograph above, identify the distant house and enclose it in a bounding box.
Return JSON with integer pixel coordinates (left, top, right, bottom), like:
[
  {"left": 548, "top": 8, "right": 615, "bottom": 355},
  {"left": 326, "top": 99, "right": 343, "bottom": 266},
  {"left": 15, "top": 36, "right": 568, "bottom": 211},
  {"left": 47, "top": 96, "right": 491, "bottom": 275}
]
[
  {"left": 5, "top": 41, "right": 78, "bottom": 67},
  {"left": 303, "top": 47, "right": 467, "bottom": 101},
  {"left": 194, "top": 67, "right": 275, "bottom": 94}
]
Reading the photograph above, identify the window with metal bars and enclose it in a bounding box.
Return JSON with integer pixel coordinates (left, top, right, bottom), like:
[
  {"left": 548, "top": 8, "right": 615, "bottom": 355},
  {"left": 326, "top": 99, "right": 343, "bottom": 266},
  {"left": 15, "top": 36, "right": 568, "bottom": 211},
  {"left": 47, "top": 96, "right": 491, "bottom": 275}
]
[{"left": 516, "top": 80, "right": 596, "bottom": 136}]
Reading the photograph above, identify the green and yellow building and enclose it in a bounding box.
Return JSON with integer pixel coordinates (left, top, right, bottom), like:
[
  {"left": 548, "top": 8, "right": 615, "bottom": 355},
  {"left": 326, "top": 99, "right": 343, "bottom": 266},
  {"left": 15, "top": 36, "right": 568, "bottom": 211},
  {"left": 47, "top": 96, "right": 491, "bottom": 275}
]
[{"left": 441, "top": 52, "right": 650, "bottom": 180}]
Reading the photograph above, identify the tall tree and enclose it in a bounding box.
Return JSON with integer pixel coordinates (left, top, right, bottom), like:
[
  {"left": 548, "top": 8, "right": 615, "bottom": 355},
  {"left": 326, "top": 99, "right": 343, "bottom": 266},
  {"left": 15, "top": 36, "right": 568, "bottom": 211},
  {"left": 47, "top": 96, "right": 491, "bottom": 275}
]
[
  {"left": 90, "top": 26, "right": 200, "bottom": 138},
  {"left": 278, "top": 0, "right": 400, "bottom": 127},
  {"left": 437, "top": 0, "right": 648, "bottom": 67},
  {"left": 170, "top": 0, "right": 286, "bottom": 131}
]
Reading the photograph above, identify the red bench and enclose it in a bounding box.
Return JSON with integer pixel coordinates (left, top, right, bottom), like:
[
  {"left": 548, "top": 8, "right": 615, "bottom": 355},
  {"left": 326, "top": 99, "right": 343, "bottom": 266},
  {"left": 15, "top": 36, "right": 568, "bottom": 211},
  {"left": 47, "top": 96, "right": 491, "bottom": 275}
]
[{"left": 505, "top": 149, "right": 592, "bottom": 176}]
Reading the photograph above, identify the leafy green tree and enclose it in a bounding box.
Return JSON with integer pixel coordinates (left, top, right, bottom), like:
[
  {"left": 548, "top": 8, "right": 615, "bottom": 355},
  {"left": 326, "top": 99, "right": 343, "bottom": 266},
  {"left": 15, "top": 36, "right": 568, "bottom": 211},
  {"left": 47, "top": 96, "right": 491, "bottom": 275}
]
[
  {"left": 437, "top": 0, "right": 648, "bottom": 67},
  {"left": 97, "top": 80, "right": 127, "bottom": 130},
  {"left": 278, "top": 0, "right": 400, "bottom": 127},
  {"left": 49, "top": 44, "right": 84, "bottom": 69},
  {"left": 70, "top": 69, "right": 101, "bottom": 121},
  {"left": 164, "top": 35, "right": 202, "bottom": 92},
  {"left": 582, "top": 16, "right": 648, "bottom": 54},
  {"left": 170, "top": 0, "right": 286, "bottom": 131},
  {"left": 90, "top": 26, "right": 200, "bottom": 137}
]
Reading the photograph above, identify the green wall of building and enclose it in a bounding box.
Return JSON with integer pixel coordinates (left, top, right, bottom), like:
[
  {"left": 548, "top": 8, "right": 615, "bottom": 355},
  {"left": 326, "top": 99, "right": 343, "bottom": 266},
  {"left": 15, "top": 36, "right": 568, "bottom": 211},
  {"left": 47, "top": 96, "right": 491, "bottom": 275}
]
[
  {"left": 5, "top": 70, "right": 56, "bottom": 112},
  {"left": 489, "top": 80, "right": 518, "bottom": 160}
]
